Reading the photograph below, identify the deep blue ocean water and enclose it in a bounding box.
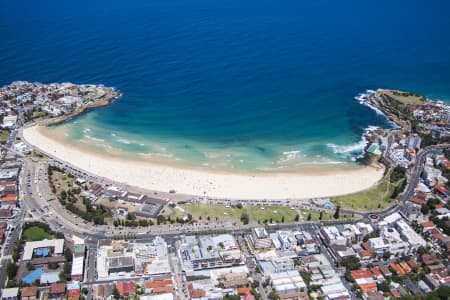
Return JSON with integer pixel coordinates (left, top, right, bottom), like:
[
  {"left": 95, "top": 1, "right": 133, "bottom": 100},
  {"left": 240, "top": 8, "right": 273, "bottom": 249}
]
[{"left": 1, "top": 0, "right": 450, "bottom": 171}]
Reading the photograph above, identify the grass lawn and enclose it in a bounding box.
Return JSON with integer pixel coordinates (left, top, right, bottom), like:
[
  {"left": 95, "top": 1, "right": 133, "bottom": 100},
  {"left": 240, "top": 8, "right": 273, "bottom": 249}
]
[
  {"left": 332, "top": 169, "right": 403, "bottom": 211},
  {"left": 181, "top": 203, "right": 300, "bottom": 224},
  {"left": 381, "top": 89, "right": 426, "bottom": 106},
  {"left": 0, "top": 129, "right": 9, "bottom": 144},
  {"left": 300, "top": 209, "right": 332, "bottom": 221},
  {"left": 23, "top": 226, "right": 52, "bottom": 241},
  {"left": 51, "top": 170, "right": 76, "bottom": 190},
  {"left": 181, "top": 203, "right": 245, "bottom": 221},
  {"left": 247, "top": 206, "right": 298, "bottom": 223}
]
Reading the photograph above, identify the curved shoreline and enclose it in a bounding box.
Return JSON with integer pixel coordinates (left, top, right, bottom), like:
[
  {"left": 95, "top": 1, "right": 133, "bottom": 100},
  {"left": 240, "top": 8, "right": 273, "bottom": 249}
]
[{"left": 23, "top": 125, "right": 385, "bottom": 200}]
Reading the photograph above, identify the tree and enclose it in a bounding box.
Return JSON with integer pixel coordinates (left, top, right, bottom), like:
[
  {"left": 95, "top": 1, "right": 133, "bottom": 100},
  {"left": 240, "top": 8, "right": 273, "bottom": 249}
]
[
  {"left": 157, "top": 215, "right": 166, "bottom": 225},
  {"left": 64, "top": 247, "right": 73, "bottom": 262},
  {"left": 333, "top": 205, "right": 340, "bottom": 219},
  {"left": 294, "top": 214, "right": 299, "bottom": 222},
  {"left": 240, "top": 213, "right": 249, "bottom": 225},
  {"left": 281, "top": 216, "right": 285, "bottom": 223},
  {"left": 378, "top": 281, "right": 390, "bottom": 293},
  {"left": 382, "top": 251, "right": 391, "bottom": 261},
  {"left": 251, "top": 280, "right": 260, "bottom": 289},
  {"left": 112, "top": 286, "right": 120, "bottom": 299},
  {"left": 307, "top": 213, "right": 311, "bottom": 221},
  {"left": 223, "top": 295, "right": 240, "bottom": 300},
  {"left": 48, "top": 262, "right": 59, "bottom": 269},
  {"left": 319, "top": 211, "right": 323, "bottom": 220},
  {"left": 268, "top": 290, "right": 280, "bottom": 300},
  {"left": 340, "top": 256, "right": 361, "bottom": 271},
  {"left": 26, "top": 262, "right": 35, "bottom": 271},
  {"left": 6, "top": 263, "right": 18, "bottom": 280}
]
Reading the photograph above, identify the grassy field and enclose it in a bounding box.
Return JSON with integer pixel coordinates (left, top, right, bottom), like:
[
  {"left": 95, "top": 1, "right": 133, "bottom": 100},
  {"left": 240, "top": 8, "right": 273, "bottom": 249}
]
[
  {"left": 300, "top": 209, "right": 332, "bottom": 221},
  {"left": 380, "top": 89, "right": 426, "bottom": 106},
  {"left": 181, "top": 203, "right": 300, "bottom": 223},
  {"left": 332, "top": 169, "right": 403, "bottom": 211},
  {"left": 23, "top": 226, "right": 52, "bottom": 241},
  {"left": 248, "top": 206, "right": 298, "bottom": 223},
  {"left": 0, "top": 129, "right": 9, "bottom": 144}
]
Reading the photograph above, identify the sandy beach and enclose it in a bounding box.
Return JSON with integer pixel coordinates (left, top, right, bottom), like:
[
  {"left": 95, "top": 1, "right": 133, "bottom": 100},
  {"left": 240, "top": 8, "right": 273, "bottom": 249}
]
[{"left": 23, "top": 125, "right": 384, "bottom": 200}]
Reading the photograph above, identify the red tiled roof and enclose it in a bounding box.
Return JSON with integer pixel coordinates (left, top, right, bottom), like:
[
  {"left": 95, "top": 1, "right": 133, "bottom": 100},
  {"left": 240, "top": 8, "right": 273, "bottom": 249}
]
[
  {"left": 146, "top": 280, "right": 173, "bottom": 289},
  {"left": 359, "top": 282, "right": 377, "bottom": 292},
  {"left": 237, "top": 287, "right": 251, "bottom": 294},
  {"left": 351, "top": 270, "right": 373, "bottom": 280},
  {"left": 371, "top": 267, "right": 383, "bottom": 278},
  {"left": 116, "top": 282, "right": 135, "bottom": 297},
  {"left": 421, "top": 221, "right": 436, "bottom": 228},
  {"left": 50, "top": 283, "right": 66, "bottom": 294},
  {"left": 390, "top": 263, "right": 406, "bottom": 276},
  {"left": 410, "top": 197, "right": 426, "bottom": 205},
  {"left": 1, "top": 194, "right": 17, "bottom": 202},
  {"left": 435, "top": 184, "right": 449, "bottom": 194},
  {"left": 21, "top": 286, "right": 38, "bottom": 298},
  {"left": 422, "top": 253, "right": 440, "bottom": 265},
  {"left": 67, "top": 289, "right": 80, "bottom": 299},
  {"left": 188, "top": 283, "right": 206, "bottom": 298},
  {"left": 153, "top": 286, "right": 173, "bottom": 294}
]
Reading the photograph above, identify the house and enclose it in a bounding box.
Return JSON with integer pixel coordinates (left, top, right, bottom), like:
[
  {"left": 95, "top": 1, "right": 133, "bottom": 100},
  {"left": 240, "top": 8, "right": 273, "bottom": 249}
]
[
  {"left": 389, "top": 263, "right": 406, "bottom": 276},
  {"left": 421, "top": 253, "right": 440, "bottom": 266},
  {"left": 407, "top": 259, "right": 419, "bottom": 271},
  {"left": 434, "top": 184, "right": 450, "bottom": 198},
  {"left": 116, "top": 282, "right": 135, "bottom": 297},
  {"left": 0, "top": 193, "right": 17, "bottom": 207},
  {"left": 0, "top": 288, "right": 19, "bottom": 300},
  {"left": 50, "top": 283, "right": 66, "bottom": 299},
  {"left": 421, "top": 221, "right": 436, "bottom": 231},
  {"left": 188, "top": 283, "right": 206, "bottom": 299},
  {"left": 20, "top": 287, "right": 38, "bottom": 300},
  {"left": 351, "top": 270, "right": 377, "bottom": 293},
  {"left": 379, "top": 265, "right": 392, "bottom": 278},
  {"left": 145, "top": 279, "right": 173, "bottom": 294}
]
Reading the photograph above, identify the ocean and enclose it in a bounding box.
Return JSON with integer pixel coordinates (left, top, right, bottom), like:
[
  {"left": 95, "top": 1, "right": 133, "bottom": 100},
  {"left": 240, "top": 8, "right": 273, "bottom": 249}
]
[{"left": 1, "top": 0, "right": 450, "bottom": 171}]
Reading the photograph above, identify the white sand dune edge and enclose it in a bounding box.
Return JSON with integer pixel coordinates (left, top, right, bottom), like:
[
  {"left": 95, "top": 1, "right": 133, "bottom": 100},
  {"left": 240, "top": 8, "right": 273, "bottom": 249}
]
[{"left": 23, "top": 126, "right": 384, "bottom": 200}]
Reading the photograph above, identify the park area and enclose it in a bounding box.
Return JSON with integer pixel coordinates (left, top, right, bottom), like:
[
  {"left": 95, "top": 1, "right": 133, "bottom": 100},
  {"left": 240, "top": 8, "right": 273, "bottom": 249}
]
[
  {"left": 332, "top": 167, "right": 405, "bottom": 211},
  {"left": 23, "top": 226, "right": 52, "bottom": 242},
  {"left": 181, "top": 203, "right": 299, "bottom": 224}
]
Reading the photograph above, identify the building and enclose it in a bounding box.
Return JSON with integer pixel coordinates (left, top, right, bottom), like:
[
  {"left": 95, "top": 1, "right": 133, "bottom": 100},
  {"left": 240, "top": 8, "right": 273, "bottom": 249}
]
[
  {"left": 249, "top": 227, "right": 272, "bottom": 249},
  {"left": 71, "top": 236, "right": 85, "bottom": 281},
  {"left": 177, "top": 235, "right": 243, "bottom": 272},
  {"left": 0, "top": 169, "right": 19, "bottom": 181},
  {"left": 20, "top": 287, "right": 38, "bottom": 300},
  {"left": 97, "top": 237, "right": 170, "bottom": 279},
  {"left": 0, "top": 288, "right": 19, "bottom": 300},
  {"left": 22, "top": 239, "right": 65, "bottom": 261},
  {"left": 351, "top": 270, "right": 377, "bottom": 294},
  {"left": 259, "top": 258, "right": 295, "bottom": 275},
  {"left": 269, "top": 270, "right": 307, "bottom": 300},
  {"left": 406, "top": 134, "right": 422, "bottom": 150},
  {"left": 116, "top": 282, "right": 135, "bottom": 297},
  {"left": 1, "top": 115, "right": 17, "bottom": 129},
  {"left": 40, "top": 272, "right": 61, "bottom": 284},
  {"left": 50, "top": 283, "right": 66, "bottom": 299}
]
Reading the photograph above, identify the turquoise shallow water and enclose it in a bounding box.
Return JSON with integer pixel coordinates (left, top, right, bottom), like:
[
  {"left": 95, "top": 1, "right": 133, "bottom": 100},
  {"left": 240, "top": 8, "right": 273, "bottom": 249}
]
[{"left": 1, "top": 0, "right": 450, "bottom": 171}]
